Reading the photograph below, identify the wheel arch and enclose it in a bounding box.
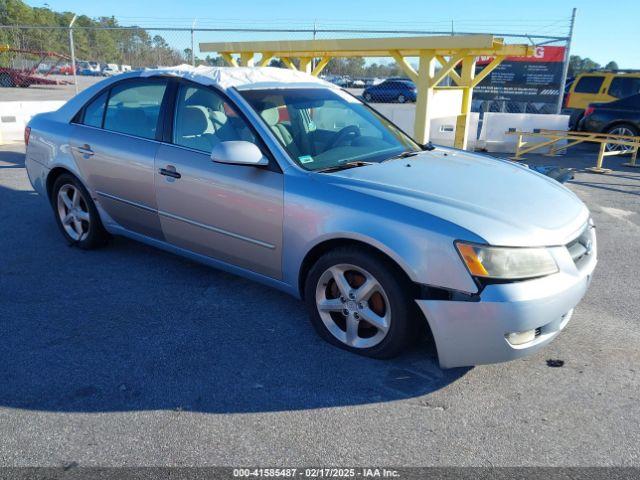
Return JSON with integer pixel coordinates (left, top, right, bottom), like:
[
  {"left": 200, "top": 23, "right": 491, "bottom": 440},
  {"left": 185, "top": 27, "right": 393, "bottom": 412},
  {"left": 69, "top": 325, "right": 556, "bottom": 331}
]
[
  {"left": 46, "top": 166, "right": 75, "bottom": 201},
  {"left": 46, "top": 166, "right": 94, "bottom": 204},
  {"left": 297, "top": 237, "right": 417, "bottom": 301},
  {"left": 602, "top": 120, "right": 639, "bottom": 135}
]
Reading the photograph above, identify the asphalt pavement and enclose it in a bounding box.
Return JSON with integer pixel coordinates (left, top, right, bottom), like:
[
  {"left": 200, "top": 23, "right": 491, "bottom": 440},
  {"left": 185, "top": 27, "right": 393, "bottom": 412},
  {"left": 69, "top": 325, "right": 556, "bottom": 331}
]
[{"left": 0, "top": 142, "right": 639, "bottom": 467}]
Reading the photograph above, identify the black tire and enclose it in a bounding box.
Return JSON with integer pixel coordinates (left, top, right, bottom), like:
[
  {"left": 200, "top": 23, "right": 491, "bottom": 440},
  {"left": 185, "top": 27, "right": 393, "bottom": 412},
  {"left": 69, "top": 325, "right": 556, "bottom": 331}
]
[
  {"left": 304, "top": 246, "right": 418, "bottom": 359},
  {"left": 363, "top": 92, "right": 372, "bottom": 102},
  {"left": 51, "top": 173, "right": 109, "bottom": 249},
  {"left": 397, "top": 94, "right": 407, "bottom": 103},
  {"left": 0, "top": 73, "right": 14, "bottom": 88}
]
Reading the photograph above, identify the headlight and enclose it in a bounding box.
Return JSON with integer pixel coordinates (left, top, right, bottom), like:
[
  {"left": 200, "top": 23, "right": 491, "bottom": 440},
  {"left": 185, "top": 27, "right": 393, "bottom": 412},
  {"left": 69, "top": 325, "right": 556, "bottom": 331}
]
[{"left": 455, "top": 242, "right": 558, "bottom": 280}]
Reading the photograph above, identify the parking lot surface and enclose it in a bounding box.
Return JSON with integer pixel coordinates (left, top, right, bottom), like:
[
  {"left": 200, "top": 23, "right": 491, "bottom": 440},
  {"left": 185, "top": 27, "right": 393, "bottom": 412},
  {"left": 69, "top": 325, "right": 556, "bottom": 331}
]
[{"left": 0, "top": 142, "right": 639, "bottom": 466}]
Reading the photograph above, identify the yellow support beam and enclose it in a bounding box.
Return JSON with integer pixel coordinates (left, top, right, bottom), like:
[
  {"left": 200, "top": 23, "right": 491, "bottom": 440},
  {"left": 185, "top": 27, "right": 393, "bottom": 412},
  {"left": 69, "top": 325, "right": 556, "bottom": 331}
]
[
  {"left": 430, "top": 53, "right": 464, "bottom": 87},
  {"left": 311, "top": 56, "right": 331, "bottom": 76},
  {"left": 413, "top": 52, "right": 436, "bottom": 145},
  {"left": 453, "top": 56, "right": 476, "bottom": 150},
  {"left": 220, "top": 53, "right": 238, "bottom": 67},
  {"left": 240, "top": 52, "right": 255, "bottom": 67},
  {"left": 280, "top": 57, "right": 298, "bottom": 71},
  {"left": 201, "top": 34, "right": 528, "bottom": 57},
  {"left": 299, "top": 57, "right": 313, "bottom": 74},
  {"left": 389, "top": 50, "right": 418, "bottom": 82},
  {"left": 471, "top": 55, "right": 504, "bottom": 88},
  {"left": 258, "top": 52, "right": 274, "bottom": 67},
  {"left": 436, "top": 55, "right": 462, "bottom": 86}
]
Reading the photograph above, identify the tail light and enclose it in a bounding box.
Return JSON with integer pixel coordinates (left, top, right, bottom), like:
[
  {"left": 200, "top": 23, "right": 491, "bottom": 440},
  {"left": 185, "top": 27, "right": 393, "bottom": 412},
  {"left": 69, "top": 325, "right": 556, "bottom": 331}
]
[
  {"left": 584, "top": 106, "right": 595, "bottom": 117},
  {"left": 564, "top": 93, "right": 571, "bottom": 108},
  {"left": 24, "top": 126, "right": 31, "bottom": 146}
]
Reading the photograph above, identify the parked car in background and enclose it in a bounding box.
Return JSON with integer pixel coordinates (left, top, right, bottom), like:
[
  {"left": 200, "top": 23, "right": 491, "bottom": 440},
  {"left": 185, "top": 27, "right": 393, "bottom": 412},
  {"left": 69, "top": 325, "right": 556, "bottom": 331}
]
[
  {"left": 362, "top": 79, "right": 417, "bottom": 103},
  {"left": 579, "top": 93, "right": 640, "bottom": 151},
  {"left": 563, "top": 69, "right": 640, "bottom": 129},
  {"left": 24, "top": 66, "right": 596, "bottom": 368},
  {"left": 55, "top": 64, "right": 75, "bottom": 75},
  {"left": 102, "top": 64, "right": 120, "bottom": 76}
]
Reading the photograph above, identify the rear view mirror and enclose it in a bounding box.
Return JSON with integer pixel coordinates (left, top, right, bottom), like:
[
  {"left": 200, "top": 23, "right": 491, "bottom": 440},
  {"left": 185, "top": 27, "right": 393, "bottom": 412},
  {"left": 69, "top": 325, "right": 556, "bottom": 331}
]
[{"left": 211, "top": 141, "right": 268, "bottom": 167}]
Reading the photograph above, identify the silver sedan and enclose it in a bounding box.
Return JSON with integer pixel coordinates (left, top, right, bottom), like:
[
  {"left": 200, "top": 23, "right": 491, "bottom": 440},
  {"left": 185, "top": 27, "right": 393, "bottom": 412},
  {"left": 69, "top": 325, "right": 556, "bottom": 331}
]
[{"left": 24, "top": 67, "right": 597, "bottom": 368}]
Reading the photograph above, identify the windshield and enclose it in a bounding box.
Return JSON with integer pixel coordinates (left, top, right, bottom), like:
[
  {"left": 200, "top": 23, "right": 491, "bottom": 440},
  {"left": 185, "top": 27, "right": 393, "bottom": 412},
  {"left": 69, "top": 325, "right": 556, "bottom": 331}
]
[{"left": 239, "top": 88, "right": 421, "bottom": 171}]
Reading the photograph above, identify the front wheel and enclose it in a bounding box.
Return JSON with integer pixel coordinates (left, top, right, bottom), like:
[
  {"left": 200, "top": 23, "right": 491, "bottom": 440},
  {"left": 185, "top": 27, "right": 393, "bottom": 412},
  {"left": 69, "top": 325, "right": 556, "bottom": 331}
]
[
  {"left": 51, "top": 174, "right": 109, "bottom": 249},
  {"left": 304, "top": 247, "right": 417, "bottom": 358},
  {"left": 363, "top": 92, "right": 372, "bottom": 102},
  {"left": 397, "top": 94, "right": 407, "bottom": 103}
]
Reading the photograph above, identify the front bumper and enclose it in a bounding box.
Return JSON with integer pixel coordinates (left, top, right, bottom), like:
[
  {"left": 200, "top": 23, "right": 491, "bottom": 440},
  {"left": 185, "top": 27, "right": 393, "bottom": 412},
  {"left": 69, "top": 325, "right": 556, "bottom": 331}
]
[{"left": 418, "top": 225, "right": 597, "bottom": 369}]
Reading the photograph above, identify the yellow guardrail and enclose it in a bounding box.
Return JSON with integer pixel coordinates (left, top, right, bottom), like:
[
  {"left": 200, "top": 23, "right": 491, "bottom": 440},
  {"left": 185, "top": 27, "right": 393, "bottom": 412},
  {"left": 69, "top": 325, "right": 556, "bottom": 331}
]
[{"left": 505, "top": 128, "right": 640, "bottom": 174}]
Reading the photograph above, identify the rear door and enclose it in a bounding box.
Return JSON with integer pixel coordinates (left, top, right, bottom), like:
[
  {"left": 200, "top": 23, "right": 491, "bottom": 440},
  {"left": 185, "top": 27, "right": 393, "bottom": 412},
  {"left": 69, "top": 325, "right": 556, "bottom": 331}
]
[
  {"left": 154, "top": 82, "right": 284, "bottom": 279},
  {"left": 70, "top": 78, "right": 169, "bottom": 239}
]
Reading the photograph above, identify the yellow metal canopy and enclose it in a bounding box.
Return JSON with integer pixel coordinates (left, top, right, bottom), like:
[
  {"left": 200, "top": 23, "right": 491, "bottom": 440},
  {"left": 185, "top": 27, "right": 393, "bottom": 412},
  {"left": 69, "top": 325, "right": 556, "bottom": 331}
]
[{"left": 200, "top": 35, "right": 535, "bottom": 149}]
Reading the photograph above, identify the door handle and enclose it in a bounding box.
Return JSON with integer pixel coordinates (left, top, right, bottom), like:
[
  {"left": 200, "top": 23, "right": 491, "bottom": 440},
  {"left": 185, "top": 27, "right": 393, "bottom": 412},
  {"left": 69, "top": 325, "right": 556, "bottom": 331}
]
[
  {"left": 159, "top": 166, "right": 181, "bottom": 179},
  {"left": 74, "top": 144, "right": 94, "bottom": 156}
]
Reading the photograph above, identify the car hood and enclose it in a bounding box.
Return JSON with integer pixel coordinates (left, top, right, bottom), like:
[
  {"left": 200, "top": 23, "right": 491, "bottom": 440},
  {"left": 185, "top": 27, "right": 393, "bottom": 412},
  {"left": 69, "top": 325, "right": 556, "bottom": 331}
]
[{"left": 317, "top": 149, "right": 589, "bottom": 247}]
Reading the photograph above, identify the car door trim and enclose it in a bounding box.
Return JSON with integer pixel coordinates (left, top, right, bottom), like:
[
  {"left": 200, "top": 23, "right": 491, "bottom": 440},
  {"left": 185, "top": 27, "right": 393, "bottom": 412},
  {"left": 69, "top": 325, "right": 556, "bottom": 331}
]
[
  {"left": 96, "top": 190, "right": 157, "bottom": 214},
  {"left": 157, "top": 209, "right": 276, "bottom": 250}
]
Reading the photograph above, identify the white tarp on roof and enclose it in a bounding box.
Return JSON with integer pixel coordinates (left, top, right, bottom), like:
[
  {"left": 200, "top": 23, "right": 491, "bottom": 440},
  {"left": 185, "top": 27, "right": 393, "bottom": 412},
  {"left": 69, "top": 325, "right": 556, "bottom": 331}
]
[{"left": 139, "top": 65, "right": 333, "bottom": 90}]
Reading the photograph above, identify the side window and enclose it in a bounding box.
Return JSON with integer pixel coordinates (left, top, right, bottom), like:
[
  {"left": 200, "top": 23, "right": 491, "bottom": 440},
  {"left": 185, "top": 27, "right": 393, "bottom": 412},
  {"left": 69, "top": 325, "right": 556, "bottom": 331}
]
[
  {"left": 609, "top": 77, "right": 640, "bottom": 98},
  {"left": 82, "top": 91, "right": 108, "bottom": 128},
  {"left": 103, "top": 80, "right": 167, "bottom": 140},
  {"left": 574, "top": 76, "right": 605, "bottom": 94},
  {"left": 173, "top": 84, "right": 256, "bottom": 153}
]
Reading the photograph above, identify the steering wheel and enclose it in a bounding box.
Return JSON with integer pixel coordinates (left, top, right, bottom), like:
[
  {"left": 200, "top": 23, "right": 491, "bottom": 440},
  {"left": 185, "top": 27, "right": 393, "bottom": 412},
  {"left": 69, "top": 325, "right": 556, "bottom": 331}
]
[{"left": 327, "top": 125, "right": 361, "bottom": 149}]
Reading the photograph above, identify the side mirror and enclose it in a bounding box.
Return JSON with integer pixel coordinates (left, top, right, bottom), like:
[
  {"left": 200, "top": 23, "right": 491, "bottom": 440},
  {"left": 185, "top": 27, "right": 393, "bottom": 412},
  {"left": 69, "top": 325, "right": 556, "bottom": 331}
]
[{"left": 211, "top": 141, "right": 269, "bottom": 167}]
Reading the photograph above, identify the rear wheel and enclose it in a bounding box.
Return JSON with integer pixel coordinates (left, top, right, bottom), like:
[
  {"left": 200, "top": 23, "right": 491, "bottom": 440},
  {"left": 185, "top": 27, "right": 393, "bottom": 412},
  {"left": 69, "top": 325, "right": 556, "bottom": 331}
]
[
  {"left": 51, "top": 174, "right": 109, "bottom": 249},
  {"left": 304, "top": 247, "right": 417, "bottom": 358},
  {"left": 397, "top": 94, "right": 407, "bottom": 103},
  {"left": 605, "top": 124, "right": 638, "bottom": 153}
]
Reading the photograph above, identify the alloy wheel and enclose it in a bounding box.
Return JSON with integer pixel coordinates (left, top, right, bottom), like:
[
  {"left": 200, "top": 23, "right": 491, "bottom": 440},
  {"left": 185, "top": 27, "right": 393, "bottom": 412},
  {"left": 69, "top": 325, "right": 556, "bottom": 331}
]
[
  {"left": 606, "top": 126, "right": 636, "bottom": 152},
  {"left": 315, "top": 263, "right": 391, "bottom": 349},
  {"left": 56, "top": 184, "right": 90, "bottom": 241}
]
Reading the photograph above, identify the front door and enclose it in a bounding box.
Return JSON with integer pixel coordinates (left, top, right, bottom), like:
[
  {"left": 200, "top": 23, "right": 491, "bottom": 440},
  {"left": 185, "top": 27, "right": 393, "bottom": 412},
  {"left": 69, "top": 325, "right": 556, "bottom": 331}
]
[{"left": 154, "top": 83, "right": 283, "bottom": 279}]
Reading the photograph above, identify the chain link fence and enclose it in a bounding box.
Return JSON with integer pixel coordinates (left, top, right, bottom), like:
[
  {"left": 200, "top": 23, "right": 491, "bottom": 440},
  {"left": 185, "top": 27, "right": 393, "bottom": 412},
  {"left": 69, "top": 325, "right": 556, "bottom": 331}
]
[{"left": 1, "top": 22, "right": 570, "bottom": 114}]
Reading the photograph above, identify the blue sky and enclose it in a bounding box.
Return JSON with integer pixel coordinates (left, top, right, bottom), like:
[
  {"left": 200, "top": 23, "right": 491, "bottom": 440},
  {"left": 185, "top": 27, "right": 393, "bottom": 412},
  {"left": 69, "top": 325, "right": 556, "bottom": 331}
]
[{"left": 25, "top": 0, "right": 640, "bottom": 68}]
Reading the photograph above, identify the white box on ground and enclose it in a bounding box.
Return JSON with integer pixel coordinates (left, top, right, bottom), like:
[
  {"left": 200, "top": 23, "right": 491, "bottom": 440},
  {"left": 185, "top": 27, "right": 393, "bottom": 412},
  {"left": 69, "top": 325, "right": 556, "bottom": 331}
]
[{"left": 0, "top": 101, "right": 65, "bottom": 143}]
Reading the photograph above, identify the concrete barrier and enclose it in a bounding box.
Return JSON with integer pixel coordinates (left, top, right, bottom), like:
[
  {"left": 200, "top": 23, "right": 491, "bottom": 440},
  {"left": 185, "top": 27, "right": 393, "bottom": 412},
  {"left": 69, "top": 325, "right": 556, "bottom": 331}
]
[
  {"left": 478, "top": 112, "right": 570, "bottom": 153},
  {"left": 0, "top": 101, "right": 64, "bottom": 144}
]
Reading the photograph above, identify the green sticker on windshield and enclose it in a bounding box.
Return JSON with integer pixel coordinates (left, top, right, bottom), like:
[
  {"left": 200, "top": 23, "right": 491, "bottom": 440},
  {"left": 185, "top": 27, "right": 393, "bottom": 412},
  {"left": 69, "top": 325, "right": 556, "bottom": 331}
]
[{"left": 299, "top": 155, "right": 314, "bottom": 164}]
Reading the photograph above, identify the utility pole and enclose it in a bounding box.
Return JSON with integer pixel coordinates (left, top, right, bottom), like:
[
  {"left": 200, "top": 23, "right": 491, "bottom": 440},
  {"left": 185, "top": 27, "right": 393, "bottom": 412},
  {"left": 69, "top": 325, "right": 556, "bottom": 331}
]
[
  {"left": 191, "top": 18, "right": 197, "bottom": 66},
  {"left": 68, "top": 14, "right": 78, "bottom": 94},
  {"left": 556, "top": 7, "right": 577, "bottom": 114}
]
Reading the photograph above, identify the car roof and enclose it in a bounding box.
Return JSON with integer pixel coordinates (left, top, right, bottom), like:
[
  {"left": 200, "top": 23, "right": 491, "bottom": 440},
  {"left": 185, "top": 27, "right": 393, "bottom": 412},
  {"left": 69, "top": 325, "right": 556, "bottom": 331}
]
[
  {"left": 138, "top": 64, "right": 335, "bottom": 91},
  {"left": 47, "top": 65, "right": 338, "bottom": 123}
]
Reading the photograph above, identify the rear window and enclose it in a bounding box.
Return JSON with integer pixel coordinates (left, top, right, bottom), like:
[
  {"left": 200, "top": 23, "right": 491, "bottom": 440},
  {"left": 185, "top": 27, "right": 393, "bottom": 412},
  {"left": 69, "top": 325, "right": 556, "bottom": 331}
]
[
  {"left": 574, "top": 76, "right": 605, "bottom": 94},
  {"left": 609, "top": 77, "right": 640, "bottom": 98}
]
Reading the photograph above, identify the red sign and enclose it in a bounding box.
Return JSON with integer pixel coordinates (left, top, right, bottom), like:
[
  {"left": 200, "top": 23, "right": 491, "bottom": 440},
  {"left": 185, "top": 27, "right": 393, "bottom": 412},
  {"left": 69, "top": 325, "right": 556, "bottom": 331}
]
[{"left": 477, "top": 46, "right": 566, "bottom": 65}]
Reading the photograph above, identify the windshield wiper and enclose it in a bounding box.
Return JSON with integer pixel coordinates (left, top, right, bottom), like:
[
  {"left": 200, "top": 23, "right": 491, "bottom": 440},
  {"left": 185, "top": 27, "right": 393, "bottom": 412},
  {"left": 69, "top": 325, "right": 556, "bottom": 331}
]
[
  {"left": 383, "top": 150, "right": 420, "bottom": 162},
  {"left": 315, "top": 161, "right": 373, "bottom": 173}
]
